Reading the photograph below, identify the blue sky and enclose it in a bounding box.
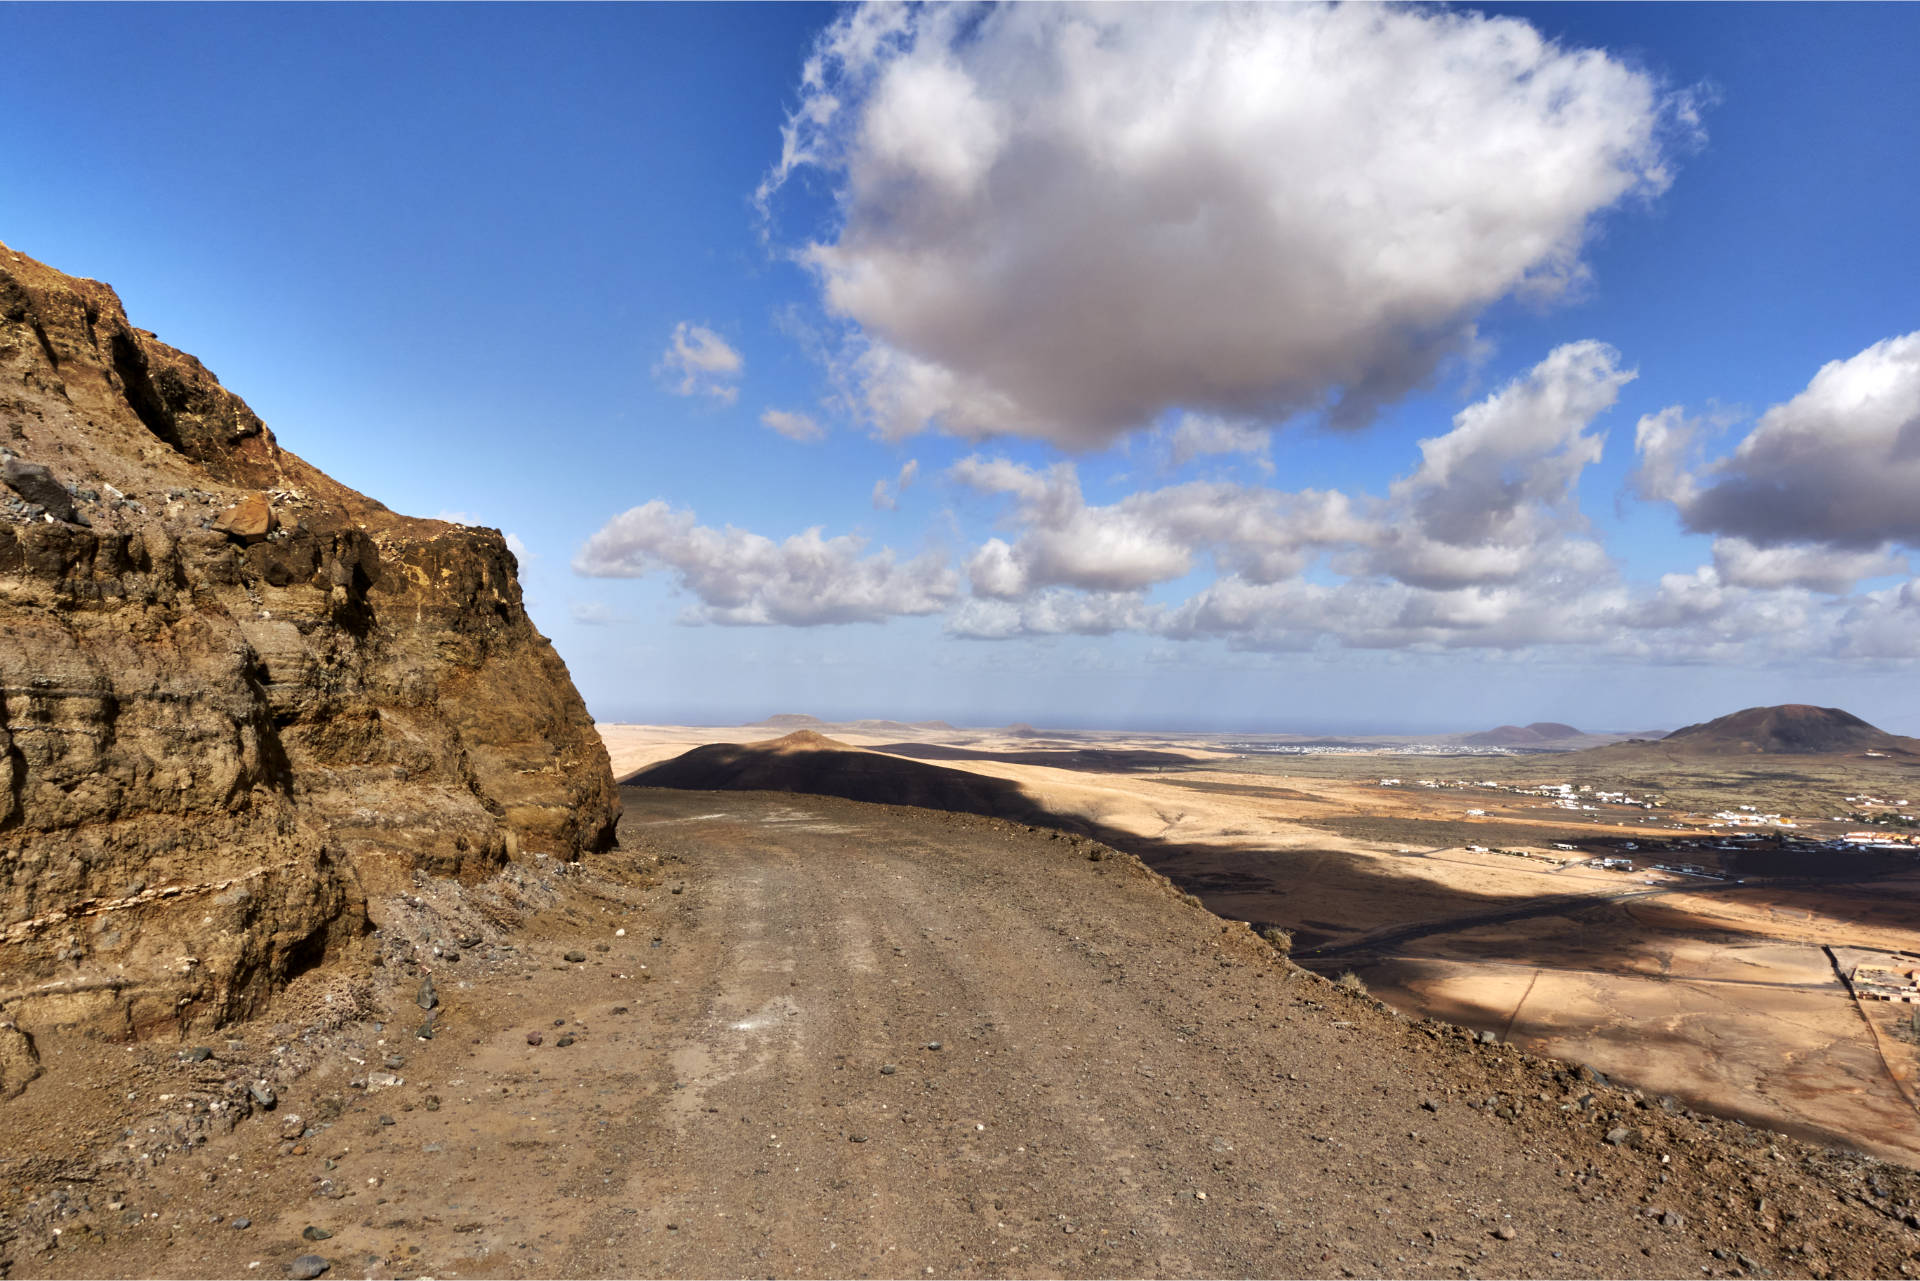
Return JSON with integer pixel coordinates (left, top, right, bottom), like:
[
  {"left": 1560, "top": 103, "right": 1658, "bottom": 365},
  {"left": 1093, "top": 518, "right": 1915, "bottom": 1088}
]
[{"left": 4, "top": 3, "right": 1918, "bottom": 733}]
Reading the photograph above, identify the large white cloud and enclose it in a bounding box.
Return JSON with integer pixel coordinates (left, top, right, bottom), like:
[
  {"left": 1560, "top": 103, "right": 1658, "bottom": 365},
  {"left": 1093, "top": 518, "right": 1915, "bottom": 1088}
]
[
  {"left": 1635, "top": 331, "right": 1920, "bottom": 549},
  {"left": 573, "top": 500, "right": 956, "bottom": 626},
  {"left": 764, "top": 4, "right": 1694, "bottom": 446},
  {"left": 946, "top": 341, "right": 1628, "bottom": 639}
]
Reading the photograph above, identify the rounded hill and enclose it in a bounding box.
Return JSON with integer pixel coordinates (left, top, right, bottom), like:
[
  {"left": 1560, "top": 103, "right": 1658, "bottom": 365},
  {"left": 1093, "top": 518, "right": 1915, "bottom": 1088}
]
[{"left": 1661, "top": 704, "right": 1914, "bottom": 756}]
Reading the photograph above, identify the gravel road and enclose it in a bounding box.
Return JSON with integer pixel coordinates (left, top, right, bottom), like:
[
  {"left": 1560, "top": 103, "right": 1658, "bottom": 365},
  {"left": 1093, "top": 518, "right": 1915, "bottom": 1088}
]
[{"left": 12, "top": 787, "right": 1920, "bottom": 1279}]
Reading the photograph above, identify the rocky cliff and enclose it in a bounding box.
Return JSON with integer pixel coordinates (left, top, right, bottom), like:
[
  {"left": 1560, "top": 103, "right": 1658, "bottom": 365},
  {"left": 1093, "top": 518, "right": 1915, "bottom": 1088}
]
[{"left": 0, "top": 242, "right": 617, "bottom": 1050}]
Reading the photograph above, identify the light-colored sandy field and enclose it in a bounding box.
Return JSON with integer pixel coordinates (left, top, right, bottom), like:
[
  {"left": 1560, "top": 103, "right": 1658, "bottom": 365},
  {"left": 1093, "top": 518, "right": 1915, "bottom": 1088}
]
[{"left": 601, "top": 722, "right": 1920, "bottom": 1166}]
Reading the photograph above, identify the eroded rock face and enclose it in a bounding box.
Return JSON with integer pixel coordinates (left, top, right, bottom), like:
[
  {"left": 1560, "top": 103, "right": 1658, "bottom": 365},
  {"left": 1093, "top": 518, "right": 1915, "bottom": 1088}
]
[{"left": 0, "top": 242, "right": 617, "bottom": 1039}]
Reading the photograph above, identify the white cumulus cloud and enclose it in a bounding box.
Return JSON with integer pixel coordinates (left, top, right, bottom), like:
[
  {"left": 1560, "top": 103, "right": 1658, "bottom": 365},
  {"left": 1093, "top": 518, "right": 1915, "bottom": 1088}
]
[
  {"left": 657, "top": 322, "right": 745, "bottom": 404},
  {"left": 572, "top": 500, "right": 956, "bottom": 626},
  {"left": 764, "top": 3, "right": 1696, "bottom": 447},
  {"left": 1637, "top": 331, "right": 1920, "bottom": 550}
]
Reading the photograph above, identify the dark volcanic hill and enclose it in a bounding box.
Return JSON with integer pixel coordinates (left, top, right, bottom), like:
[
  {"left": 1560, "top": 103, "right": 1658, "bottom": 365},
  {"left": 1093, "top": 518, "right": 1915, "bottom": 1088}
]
[
  {"left": 1661, "top": 704, "right": 1917, "bottom": 756},
  {"left": 0, "top": 242, "right": 617, "bottom": 1044},
  {"left": 1459, "top": 720, "right": 1586, "bottom": 747},
  {"left": 631, "top": 731, "right": 1076, "bottom": 830}
]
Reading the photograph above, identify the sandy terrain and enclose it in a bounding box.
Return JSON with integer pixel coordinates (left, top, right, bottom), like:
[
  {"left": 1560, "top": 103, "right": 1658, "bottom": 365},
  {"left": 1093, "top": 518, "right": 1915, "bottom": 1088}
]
[
  {"left": 604, "top": 723, "right": 1920, "bottom": 1170},
  {"left": 11, "top": 788, "right": 1920, "bottom": 1280}
]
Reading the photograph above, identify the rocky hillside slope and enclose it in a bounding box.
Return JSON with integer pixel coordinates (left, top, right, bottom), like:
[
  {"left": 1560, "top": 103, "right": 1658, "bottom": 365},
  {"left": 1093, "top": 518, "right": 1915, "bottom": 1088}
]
[{"left": 0, "top": 242, "right": 617, "bottom": 1051}]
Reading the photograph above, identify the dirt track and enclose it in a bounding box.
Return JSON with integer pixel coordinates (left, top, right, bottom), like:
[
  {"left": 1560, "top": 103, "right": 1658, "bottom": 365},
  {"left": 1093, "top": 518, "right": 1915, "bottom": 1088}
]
[{"left": 11, "top": 788, "right": 1920, "bottom": 1279}]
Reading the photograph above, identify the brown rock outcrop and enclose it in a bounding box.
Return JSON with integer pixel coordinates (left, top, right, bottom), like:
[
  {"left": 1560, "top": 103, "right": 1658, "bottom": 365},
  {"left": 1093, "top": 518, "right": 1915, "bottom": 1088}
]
[{"left": 0, "top": 241, "right": 617, "bottom": 1041}]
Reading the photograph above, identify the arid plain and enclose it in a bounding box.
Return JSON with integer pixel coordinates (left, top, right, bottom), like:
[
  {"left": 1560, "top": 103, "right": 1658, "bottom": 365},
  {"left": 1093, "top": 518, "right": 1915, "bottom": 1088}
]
[{"left": 603, "top": 718, "right": 1920, "bottom": 1168}]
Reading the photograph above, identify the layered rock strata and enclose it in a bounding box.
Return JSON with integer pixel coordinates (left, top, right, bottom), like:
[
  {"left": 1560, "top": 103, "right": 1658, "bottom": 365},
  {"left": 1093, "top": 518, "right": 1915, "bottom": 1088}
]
[{"left": 0, "top": 242, "right": 617, "bottom": 1042}]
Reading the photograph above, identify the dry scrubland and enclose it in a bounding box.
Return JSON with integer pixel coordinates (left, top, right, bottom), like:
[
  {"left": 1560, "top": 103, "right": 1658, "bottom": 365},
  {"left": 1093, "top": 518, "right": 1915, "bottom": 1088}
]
[{"left": 609, "top": 721, "right": 1920, "bottom": 1170}]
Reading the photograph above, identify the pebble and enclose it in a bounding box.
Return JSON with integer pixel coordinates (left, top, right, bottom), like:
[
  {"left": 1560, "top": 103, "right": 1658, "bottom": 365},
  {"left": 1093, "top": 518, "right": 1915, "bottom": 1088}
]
[
  {"left": 1475, "top": 1030, "right": 1498, "bottom": 1045},
  {"left": 556, "top": 1034, "right": 576, "bottom": 1048},
  {"left": 233, "top": 1218, "right": 252, "bottom": 1230},
  {"left": 383, "top": 1055, "right": 404, "bottom": 1070},
  {"left": 279, "top": 1114, "right": 306, "bottom": 1140},
  {"left": 423, "top": 1095, "right": 441, "bottom": 1112},
  {"left": 378, "top": 1115, "right": 395, "bottom": 1127},
  {"left": 594, "top": 943, "right": 610, "bottom": 952},
  {"left": 564, "top": 951, "right": 587, "bottom": 963},
  {"left": 184, "top": 1047, "right": 213, "bottom": 1063},
  {"left": 527, "top": 1032, "right": 544, "bottom": 1046},
  {"left": 302, "top": 1227, "right": 333, "bottom": 1241},
  {"left": 1661, "top": 1210, "right": 1685, "bottom": 1229},
  {"left": 926, "top": 1042, "right": 943, "bottom": 1051},
  {"left": 250, "top": 1082, "right": 277, "bottom": 1109},
  {"left": 289, "top": 1256, "right": 330, "bottom": 1280},
  {"left": 881, "top": 1065, "right": 898, "bottom": 1075},
  {"left": 1420, "top": 1098, "right": 1439, "bottom": 1112},
  {"left": 416, "top": 977, "right": 437, "bottom": 1011},
  {"left": 1606, "top": 1126, "right": 1637, "bottom": 1146},
  {"left": 611, "top": 1007, "right": 629, "bottom": 1015},
  {"left": 1493, "top": 1226, "right": 1515, "bottom": 1241},
  {"left": 849, "top": 1134, "right": 868, "bottom": 1143}
]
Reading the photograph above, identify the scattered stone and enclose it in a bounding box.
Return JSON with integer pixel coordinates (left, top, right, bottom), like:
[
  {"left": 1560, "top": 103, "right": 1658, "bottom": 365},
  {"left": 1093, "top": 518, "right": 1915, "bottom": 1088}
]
[
  {"left": 881, "top": 1065, "right": 898, "bottom": 1075},
  {"left": 1606, "top": 1126, "right": 1638, "bottom": 1147},
  {"left": 279, "top": 1114, "right": 306, "bottom": 1140},
  {"left": 289, "top": 1255, "right": 331, "bottom": 1280},
  {"left": 383, "top": 1055, "right": 404, "bottom": 1070},
  {"left": 594, "top": 943, "right": 610, "bottom": 952},
  {"left": 423, "top": 1095, "right": 441, "bottom": 1112},
  {"left": 415, "top": 1024, "right": 434, "bottom": 1041},
  {"left": 926, "top": 1042, "right": 943, "bottom": 1051},
  {"left": 233, "top": 1218, "right": 252, "bottom": 1230},
  {"left": 1493, "top": 1226, "right": 1515, "bottom": 1241},
  {"left": 1420, "top": 1098, "right": 1439, "bottom": 1112},
  {"left": 611, "top": 1007, "right": 629, "bottom": 1016},
  {"left": 302, "top": 1227, "right": 333, "bottom": 1242},
  {"left": 556, "top": 1035, "right": 575, "bottom": 1048},
  {"left": 527, "top": 1032, "right": 543, "bottom": 1047},
  {"left": 416, "top": 978, "right": 438, "bottom": 1011},
  {"left": 554, "top": 1019, "right": 568, "bottom": 1027},
  {"left": 849, "top": 1134, "right": 868, "bottom": 1143},
  {"left": 564, "top": 951, "right": 587, "bottom": 963},
  {"left": 366, "top": 1071, "right": 403, "bottom": 1089},
  {"left": 671, "top": 886, "right": 684, "bottom": 895},
  {"left": 1661, "top": 1210, "right": 1685, "bottom": 1229},
  {"left": 1475, "top": 1030, "right": 1498, "bottom": 1045},
  {"left": 378, "top": 1115, "right": 395, "bottom": 1127},
  {"left": 183, "top": 1046, "right": 214, "bottom": 1064},
  {"left": 250, "top": 1082, "right": 277, "bottom": 1109}
]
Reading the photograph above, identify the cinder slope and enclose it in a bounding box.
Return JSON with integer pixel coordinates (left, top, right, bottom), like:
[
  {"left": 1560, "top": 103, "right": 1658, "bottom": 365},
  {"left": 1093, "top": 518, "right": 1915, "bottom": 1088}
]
[{"left": 0, "top": 242, "right": 617, "bottom": 1044}]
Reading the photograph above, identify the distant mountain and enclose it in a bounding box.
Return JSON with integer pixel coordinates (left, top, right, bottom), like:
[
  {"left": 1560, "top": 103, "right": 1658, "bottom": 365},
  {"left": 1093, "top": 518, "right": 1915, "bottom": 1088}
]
[
  {"left": 1659, "top": 705, "right": 1917, "bottom": 756},
  {"left": 1458, "top": 721, "right": 1587, "bottom": 747},
  {"left": 757, "top": 713, "right": 827, "bottom": 729}
]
